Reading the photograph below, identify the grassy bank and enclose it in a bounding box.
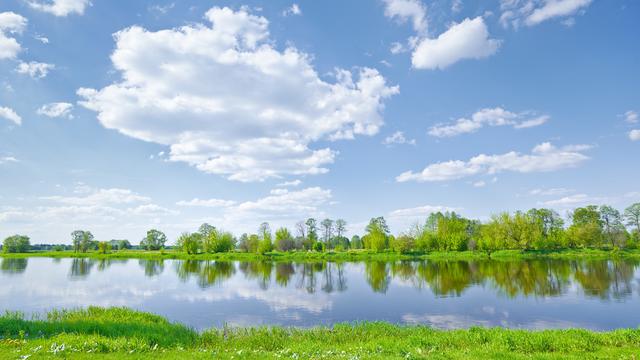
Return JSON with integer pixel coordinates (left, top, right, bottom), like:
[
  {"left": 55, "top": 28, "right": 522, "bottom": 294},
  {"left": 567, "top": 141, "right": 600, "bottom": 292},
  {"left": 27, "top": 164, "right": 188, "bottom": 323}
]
[
  {"left": 0, "top": 307, "right": 639, "bottom": 359},
  {"left": 2, "top": 248, "right": 640, "bottom": 262}
]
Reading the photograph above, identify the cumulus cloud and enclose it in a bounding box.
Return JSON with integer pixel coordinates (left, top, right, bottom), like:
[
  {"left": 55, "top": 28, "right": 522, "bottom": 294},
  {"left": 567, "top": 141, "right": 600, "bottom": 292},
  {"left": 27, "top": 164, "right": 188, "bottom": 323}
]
[
  {"left": 529, "top": 187, "right": 573, "bottom": 196},
  {"left": 37, "top": 102, "right": 74, "bottom": 118},
  {"left": 78, "top": 7, "right": 398, "bottom": 182},
  {"left": 0, "top": 156, "right": 18, "bottom": 164},
  {"left": 27, "top": 0, "right": 91, "bottom": 17},
  {"left": 40, "top": 187, "right": 151, "bottom": 206},
  {"left": 500, "top": 0, "right": 592, "bottom": 28},
  {"left": 383, "top": 131, "right": 416, "bottom": 145},
  {"left": 623, "top": 110, "right": 638, "bottom": 124},
  {"left": 396, "top": 142, "right": 590, "bottom": 182},
  {"left": 282, "top": 4, "right": 302, "bottom": 17},
  {"left": 0, "top": 106, "right": 22, "bottom": 125},
  {"left": 382, "top": 0, "right": 428, "bottom": 33},
  {"left": 428, "top": 107, "right": 549, "bottom": 137},
  {"left": 16, "top": 61, "right": 55, "bottom": 78},
  {"left": 412, "top": 17, "right": 501, "bottom": 70},
  {"left": 176, "top": 198, "right": 237, "bottom": 208},
  {"left": 277, "top": 179, "right": 302, "bottom": 187},
  {"left": 0, "top": 12, "right": 27, "bottom": 60},
  {"left": 630, "top": 129, "right": 640, "bottom": 142}
]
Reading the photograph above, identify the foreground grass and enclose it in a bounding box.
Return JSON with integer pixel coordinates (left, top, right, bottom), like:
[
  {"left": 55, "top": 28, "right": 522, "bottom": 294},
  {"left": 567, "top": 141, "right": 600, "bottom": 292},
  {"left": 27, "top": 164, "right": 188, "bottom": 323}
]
[
  {"left": 2, "top": 248, "right": 640, "bottom": 262},
  {"left": 0, "top": 307, "right": 639, "bottom": 359}
]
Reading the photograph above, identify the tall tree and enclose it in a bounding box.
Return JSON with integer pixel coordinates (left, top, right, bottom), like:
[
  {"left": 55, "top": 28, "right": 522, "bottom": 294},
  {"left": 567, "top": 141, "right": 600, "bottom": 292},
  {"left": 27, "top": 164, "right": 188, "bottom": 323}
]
[
  {"left": 141, "top": 229, "right": 167, "bottom": 250},
  {"left": 624, "top": 203, "right": 640, "bottom": 234},
  {"left": 320, "top": 218, "right": 334, "bottom": 244},
  {"left": 600, "top": 205, "right": 626, "bottom": 248},
  {"left": 198, "top": 223, "right": 216, "bottom": 238},
  {"left": 71, "top": 230, "right": 93, "bottom": 253},
  {"left": 2, "top": 235, "right": 30, "bottom": 253},
  {"left": 335, "top": 219, "right": 347, "bottom": 238}
]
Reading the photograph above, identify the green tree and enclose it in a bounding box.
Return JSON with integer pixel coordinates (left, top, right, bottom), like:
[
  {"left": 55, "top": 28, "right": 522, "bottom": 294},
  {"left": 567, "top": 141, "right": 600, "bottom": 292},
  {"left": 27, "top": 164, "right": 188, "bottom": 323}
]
[
  {"left": 198, "top": 223, "right": 216, "bottom": 238},
  {"left": 600, "top": 205, "right": 628, "bottom": 248},
  {"left": 567, "top": 206, "right": 603, "bottom": 248},
  {"left": 363, "top": 217, "right": 389, "bottom": 252},
  {"left": 305, "top": 218, "right": 318, "bottom": 247},
  {"left": 71, "top": 230, "right": 93, "bottom": 253},
  {"left": 2, "top": 235, "right": 30, "bottom": 253},
  {"left": 275, "top": 227, "right": 295, "bottom": 251},
  {"left": 176, "top": 232, "right": 202, "bottom": 254},
  {"left": 320, "top": 218, "right": 334, "bottom": 245},
  {"left": 391, "top": 234, "right": 414, "bottom": 253},
  {"left": 141, "top": 229, "right": 167, "bottom": 250},
  {"left": 350, "top": 235, "right": 362, "bottom": 249},
  {"left": 97, "top": 241, "right": 111, "bottom": 254},
  {"left": 257, "top": 223, "right": 273, "bottom": 254},
  {"left": 623, "top": 203, "right": 640, "bottom": 234}
]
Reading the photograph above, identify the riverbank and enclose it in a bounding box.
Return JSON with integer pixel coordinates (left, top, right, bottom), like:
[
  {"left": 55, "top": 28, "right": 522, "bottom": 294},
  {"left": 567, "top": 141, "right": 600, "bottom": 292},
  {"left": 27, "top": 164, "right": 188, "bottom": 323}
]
[
  {"left": 0, "top": 307, "right": 638, "bottom": 359},
  {"left": 2, "top": 248, "right": 640, "bottom": 262}
]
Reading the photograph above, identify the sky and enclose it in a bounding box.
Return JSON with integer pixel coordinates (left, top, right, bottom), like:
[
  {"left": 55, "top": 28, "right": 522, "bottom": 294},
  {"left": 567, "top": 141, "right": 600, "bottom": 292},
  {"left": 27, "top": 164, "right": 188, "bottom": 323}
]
[{"left": 0, "top": 0, "right": 638, "bottom": 244}]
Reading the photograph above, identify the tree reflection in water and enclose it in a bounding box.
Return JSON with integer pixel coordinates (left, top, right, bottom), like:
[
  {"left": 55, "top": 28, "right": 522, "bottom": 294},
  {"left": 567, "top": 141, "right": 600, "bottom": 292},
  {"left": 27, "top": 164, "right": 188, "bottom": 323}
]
[
  {"left": 0, "top": 258, "right": 28, "bottom": 274},
  {"left": 140, "top": 259, "right": 165, "bottom": 277}
]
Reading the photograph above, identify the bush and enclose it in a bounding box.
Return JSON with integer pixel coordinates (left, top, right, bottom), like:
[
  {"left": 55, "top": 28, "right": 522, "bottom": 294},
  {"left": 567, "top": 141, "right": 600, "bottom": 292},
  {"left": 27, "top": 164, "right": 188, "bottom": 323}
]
[{"left": 2, "top": 235, "right": 30, "bottom": 253}]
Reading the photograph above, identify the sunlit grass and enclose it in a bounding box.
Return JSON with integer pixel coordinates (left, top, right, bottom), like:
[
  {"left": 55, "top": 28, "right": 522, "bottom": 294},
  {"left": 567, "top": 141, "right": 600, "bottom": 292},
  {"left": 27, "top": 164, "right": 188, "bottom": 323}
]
[{"left": 1, "top": 307, "right": 639, "bottom": 359}]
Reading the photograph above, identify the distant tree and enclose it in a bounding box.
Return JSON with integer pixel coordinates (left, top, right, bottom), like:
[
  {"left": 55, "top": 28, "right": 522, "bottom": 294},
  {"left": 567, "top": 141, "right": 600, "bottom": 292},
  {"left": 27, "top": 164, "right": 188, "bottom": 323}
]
[
  {"left": 71, "top": 230, "right": 93, "bottom": 253},
  {"left": 198, "top": 223, "right": 216, "bottom": 238},
  {"left": 350, "top": 235, "right": 362, "bottom": 249},
  {"left": 248, "top": 234, "right": 260, "bottom": 253},
  {"left": 624, "top": 203, "right": 640, "bottom": 234},
  {"left": 176, "top": 232, "right": 202, "bottom": 254},
  {"left": 335, "top": 219, "right": 347, "bottom": 238},
  {"left": 237, "top": 233, "right": 250, "bottom": 252},
  {"left": 320, "top": 218, "right": 334, "bottom": 244},
  {"left": 2, "top": 235, "right": 30, "bottom": 253},
  {"left": 600, "top": 205, "right": 628, "bottom": 248},
  {"left": 141, "top": 229, "right": 167, "bottom": 250},
  {"left": 97, "top": 241, "right": 111, "bottom": 254},
  {"left": 275, "top": 227, "right": 295, "bottom": 251},
  {"left": 363, "top": 217, "right": 389, "bottom": 252},
  {"left": 567, "top": 206, "right": 603, "bottom": 248},
  {"left": 391, "top": 234, "right": 414, "bottom": 253}
]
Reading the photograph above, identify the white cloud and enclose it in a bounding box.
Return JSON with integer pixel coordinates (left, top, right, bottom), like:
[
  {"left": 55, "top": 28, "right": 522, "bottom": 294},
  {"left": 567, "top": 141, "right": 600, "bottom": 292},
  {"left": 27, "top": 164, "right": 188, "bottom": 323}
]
[
  {"left": 383, "top": 131, "right": 416, "bottom": 145},
  {"left": 451, "top": 0, "right": 463, "bottom": 13},
  {"left": 630, "top": 129, "right": 640, "bottom": 142},
  {"left": 412, "top": 17, "right": 501, "bottom": 70},
  {"left": 389, "top": 204, "right": 461, "bottom": 218},
  {"left": 40, "top": 187, "right": 151, "bottom": 206},
  {"left": 428, "top": 107, "right": 548, "bottom": 137},
  {"left": 500, "top": 0, "right": 592, "bottom": 28},
  {"left": 0, "top": 156, "right": 18, "bottom": 164},
  {"left": 382, "top": 0, "right": 428, "bottom": 33},
  {"left": 37, "top": 102, "right": 74, "bottom": 118},
  {"left": 34, "top": 34, "right": 49, "bottom": 44},
  {"left": 149, "top": 3, "right": 175, "bottom": 15},
  {"left": 396, "top": 142, "right": 590, "bottom": 182},
  {"left": 472, "top": 180, "right": 486, "bottom": 187},
  {"left": 390, "top": 41, "right": 408, "bottom": 54},
  {"left": 277, "top": 179, "right": 302, "bottom": 187},
  {"left": 27, "top": 0, "right": 91, "bottom": 17},
  {"left": 78, "top": 7, "right": 398, "bottom": 182},
  {"left": 129, "top": 204, "right": 177, "bottom": 216},
  {"left": 540, "top": 193, "right": 600, "bottom": 207},
  {"left": 0, "top": 106, "right": 22, "bottom": 125},
  {"left": 0, "top": 12, "right": 27, "bottom": 60},
  {"left": 16, "top": 61, "right": 55, "bottom": 78},
  {"left": 624, "top": 111, "right": 638, "bottom": 124},
  {"left": 176, "top": 198, "right": 236, "bottom": 208},
  {"left": 282, "top": 4, "right": 302, "bottom": 17},
  {"left": 529, "top": 187, "right": 573, "bottom": 196}
]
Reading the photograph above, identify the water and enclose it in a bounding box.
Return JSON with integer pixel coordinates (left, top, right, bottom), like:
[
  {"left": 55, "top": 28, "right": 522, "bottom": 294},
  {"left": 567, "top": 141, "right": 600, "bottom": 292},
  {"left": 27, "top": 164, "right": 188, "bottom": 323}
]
[{"left": 1, "top": 257, "right": 639, "bottom": 330}]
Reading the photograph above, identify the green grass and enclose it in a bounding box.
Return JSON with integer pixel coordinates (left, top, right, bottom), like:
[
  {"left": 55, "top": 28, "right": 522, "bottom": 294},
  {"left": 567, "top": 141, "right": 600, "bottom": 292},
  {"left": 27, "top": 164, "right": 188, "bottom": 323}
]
[
  {"left": 0, "top": 307, "right": 639, "bottom": 359},
  {"left": 2, "top": 248, "right": 640, "bottom": 263}
]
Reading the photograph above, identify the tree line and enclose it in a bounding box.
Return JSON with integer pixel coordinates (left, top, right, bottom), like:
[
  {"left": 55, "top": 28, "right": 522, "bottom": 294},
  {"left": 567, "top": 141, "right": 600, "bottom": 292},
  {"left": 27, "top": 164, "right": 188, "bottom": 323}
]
[{"left": 2, "top": 203, "right": 640, "bottom": 254}]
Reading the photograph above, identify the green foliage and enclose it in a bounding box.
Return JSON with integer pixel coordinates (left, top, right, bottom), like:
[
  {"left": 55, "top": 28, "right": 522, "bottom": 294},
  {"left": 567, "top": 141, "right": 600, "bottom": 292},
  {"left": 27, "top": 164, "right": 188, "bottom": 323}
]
[
  {"left": 391, "top": 234, "right": 414, "bottom": 253},
  {"left": 71, "top": 230, "right": 94, "bottom": 253},
  {"left": 567, "top": 206, "right": 603, "bottom": 248},
  {"left": 2, "top": 235, "right": 30, "bottom": 253},
  {"left": 275, "top": 227, "right": 296, "bottom": 251},
  {"left": 97, "top": 241, "right": 111, "bottom": 254},
  {"left": 350, "top": 235, "right": 362, "bottom": 249},
  {"left": 312, "top": 241, "right": 325, "bottom": 252},
  {"left": 176, "top": 232, "right": 202, "bottom": 254},
  {"left": 363, "top": 217, "right": 389, "bottom": 252},
  {"left": 3, "top": 307, "right": 639, "bottom": 358},
  {"left": 141, "top": 229, "right": 167, "bottom": 251}
]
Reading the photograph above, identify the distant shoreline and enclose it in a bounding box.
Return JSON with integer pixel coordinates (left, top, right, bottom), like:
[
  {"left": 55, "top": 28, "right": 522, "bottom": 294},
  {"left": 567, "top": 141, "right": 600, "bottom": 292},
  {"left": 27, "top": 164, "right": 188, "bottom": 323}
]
[{"left": 3, "top": 248, "right": 640, "bottom": 261}]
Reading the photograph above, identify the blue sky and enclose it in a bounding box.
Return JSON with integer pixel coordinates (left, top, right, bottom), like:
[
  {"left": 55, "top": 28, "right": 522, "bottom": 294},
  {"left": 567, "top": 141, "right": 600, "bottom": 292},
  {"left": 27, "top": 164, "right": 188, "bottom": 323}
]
[{"left": 0, "top": 0, "right": 638, "bottom": 244}]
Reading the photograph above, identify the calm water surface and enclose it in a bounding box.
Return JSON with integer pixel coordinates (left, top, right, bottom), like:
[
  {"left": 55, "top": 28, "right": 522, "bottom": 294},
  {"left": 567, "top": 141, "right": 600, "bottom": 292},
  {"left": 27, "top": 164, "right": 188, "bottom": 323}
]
[{"left": 1, "top": 257, "right": 639, "bottom": 330}]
